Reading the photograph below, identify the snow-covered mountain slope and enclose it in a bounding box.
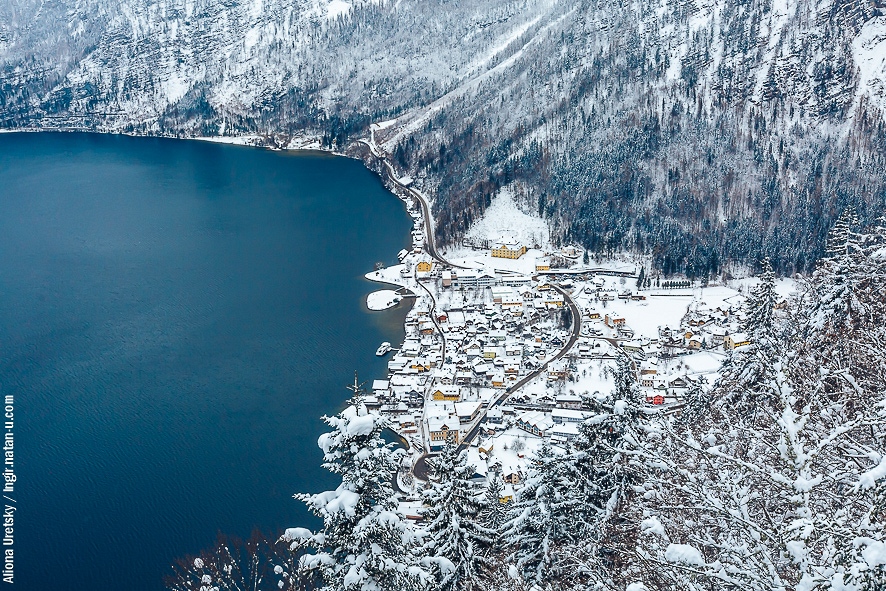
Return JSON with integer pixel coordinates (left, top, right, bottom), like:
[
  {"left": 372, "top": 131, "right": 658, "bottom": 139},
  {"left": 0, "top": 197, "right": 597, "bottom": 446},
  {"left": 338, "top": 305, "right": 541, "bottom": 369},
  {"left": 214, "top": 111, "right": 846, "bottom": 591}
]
[{"left": 3, "top": 0, "right": 886, "bottom": 275}]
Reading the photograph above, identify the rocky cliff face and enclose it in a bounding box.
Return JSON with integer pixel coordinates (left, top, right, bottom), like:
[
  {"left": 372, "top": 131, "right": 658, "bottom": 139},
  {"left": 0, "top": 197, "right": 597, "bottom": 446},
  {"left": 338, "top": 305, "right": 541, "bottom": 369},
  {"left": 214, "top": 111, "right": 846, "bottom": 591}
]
[{"left": 3, "top": 0, "right": 886, "bottom": 274}]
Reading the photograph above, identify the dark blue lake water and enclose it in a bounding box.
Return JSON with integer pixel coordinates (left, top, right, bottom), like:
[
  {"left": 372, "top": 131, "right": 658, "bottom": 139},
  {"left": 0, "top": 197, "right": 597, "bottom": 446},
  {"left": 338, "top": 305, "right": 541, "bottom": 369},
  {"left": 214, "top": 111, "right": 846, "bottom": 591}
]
[{"left": 0, "top": 132, "right": 411, "bottom": 590}]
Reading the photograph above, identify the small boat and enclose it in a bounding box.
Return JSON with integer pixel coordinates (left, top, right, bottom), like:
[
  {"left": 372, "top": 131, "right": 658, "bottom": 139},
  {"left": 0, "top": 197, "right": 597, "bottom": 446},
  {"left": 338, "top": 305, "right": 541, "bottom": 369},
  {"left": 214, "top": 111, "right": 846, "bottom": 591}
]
[{"left": 376, "top": 342, "right": 392, "bottom": 356}]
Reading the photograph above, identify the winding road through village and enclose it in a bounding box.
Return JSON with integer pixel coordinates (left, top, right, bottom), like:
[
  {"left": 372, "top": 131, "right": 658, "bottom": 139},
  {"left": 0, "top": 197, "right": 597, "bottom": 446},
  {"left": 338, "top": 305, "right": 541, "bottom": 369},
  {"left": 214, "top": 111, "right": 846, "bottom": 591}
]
[{"left": 362, "top": 132, "right": 583, "bottom": 482}]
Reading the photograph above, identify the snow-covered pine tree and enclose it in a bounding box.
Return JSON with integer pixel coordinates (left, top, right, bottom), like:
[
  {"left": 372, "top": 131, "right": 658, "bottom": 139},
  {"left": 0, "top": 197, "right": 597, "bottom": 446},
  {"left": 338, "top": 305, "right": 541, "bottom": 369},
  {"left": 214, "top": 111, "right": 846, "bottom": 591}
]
[
  {"left": 559, "top": 355, "right": 646, "bottom": 587},
  {"left": 798, "top": 212, "right": 886, "bottom": 411},
  {"left": 480, "top": 477, "right": 509, "bottom": 536},
  {"left": 503, "top": 441, "right": 580, "bottom": 586},
  {"left": 419, "top": 442, "right": 492, "bottom": 591},
  {"left": 809, "top": 207, "right": 866, "bottom": 335},
  {"left": 717, "top": 257, "right": 780, "bottom": 412},
  {"left": 286, "top": 387, "right": 428, "bottom": 591},
  {"left": 675, "top": 375, "right": 708, "bottom": 428}
]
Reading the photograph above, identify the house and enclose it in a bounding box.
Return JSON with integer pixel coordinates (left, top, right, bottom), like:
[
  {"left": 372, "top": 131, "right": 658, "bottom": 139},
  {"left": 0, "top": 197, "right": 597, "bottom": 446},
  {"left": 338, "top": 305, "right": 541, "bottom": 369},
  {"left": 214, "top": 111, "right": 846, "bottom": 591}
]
[
  {"left": 545, "top": 295, "right": 564, "bottom": 308},
  {"left": 605, "top": 313, "right": 626, "bottom": 327},
  {"left": 622, "top": 341, "right": 644, "bottom": 353},
  {"left": 455, "top": 401, "right": 483, "bottom": 423},
  {"left": 645, "top": 394, "right": 666, "bottom": 405},
  {"left": 372, "top": 379, "right": 390, "bottom": 396},
  {"left": 669, "top": 377, "right": 689, "bottom": 388},
  {"left": 724, "top": 332, "right": 751, "bottom": 351},
  {"left": 501, "top": 294, "right": 524, "bottom": 309},
  {"left": 501, "top": 275, "right": 532, "bottom": 287},
  {"left": 547, "top": 361, "right": 568, "bottom": 380},
  {"left": 555, "top": 394, "right": 583, "bottom": 409},
  {"left": 455, "top": 371, "right": 473, "bottom": 385},
  {"left": 486, "top": 408, "right": 504, "bottom": 424},
  {"left": 586, "top": 309, "right": 601, "bottom": 320},
  {"left": 410, "top": 358, "right": 432, "bottom": 372},
  {"left": 535, "top": 258, "right": 551, "bottom": 271},
  {"left": 503, "top": 471, "right": 521, "bottom": 485},
  {"left": 416, "top": 260, "right": 433, "bottom": 273},
  {"left": 499, "top": 485, "right": 515, "bottom": 503},
  {"left": 427, "top": 419, "right": 459, "bottom": 449},
  {"left": 431, "top": 386, "right": 462, "bottom": 401},
  {"left": 441, "top": 270, "right": 453, "bottom": 287},
  {"left": 550, "top": 421, "right": 580, "bottom": 443},
  {"left": 710, "top": 326, "right": 728, "bottom": 343},
  {"left": 552, "top": 408, "right": 588, "bottom": 424},
  {"left": 407, "top": 390, "right": 424, "bottom": 407},
  {"left": 455, "top": 271, "right": 498, "bottom": 288},
  {"left": 515, "top": 411, "right": 553, "bottom": 436},
  {"left": 491, "top": 243, "right": 527, "bottom": 259},
  {"left": 491, "top": 372, "right": 506, "bottom": 388}
]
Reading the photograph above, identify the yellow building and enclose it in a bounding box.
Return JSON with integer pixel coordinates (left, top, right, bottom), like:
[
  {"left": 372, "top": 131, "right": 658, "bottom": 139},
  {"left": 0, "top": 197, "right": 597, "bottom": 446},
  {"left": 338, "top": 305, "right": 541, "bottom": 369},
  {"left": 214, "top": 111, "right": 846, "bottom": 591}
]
[
  {"left": 428, "top": 422, "right": 460, "bottom": 445},
  {"left": 724, "top": 333, "right": 751, "bottom": 351},
  {"left": 491, "top": 243, "right": 527, "bottom": 259},
  {"left": 431, "top": 386, "right": 462, "bottom": 401},
  {"left": 416, "top": 261, "right": 433, "bottom": 273},
  {"left": 535, "top": 258, "right": 550, "bottom": 271}
]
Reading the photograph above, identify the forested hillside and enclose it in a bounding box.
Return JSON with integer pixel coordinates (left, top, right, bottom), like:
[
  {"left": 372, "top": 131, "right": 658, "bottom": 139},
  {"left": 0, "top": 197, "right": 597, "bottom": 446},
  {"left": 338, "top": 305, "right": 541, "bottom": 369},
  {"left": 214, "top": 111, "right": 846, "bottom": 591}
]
[{"left": 3, "top": 0, "right": 886, "bottom": 274}]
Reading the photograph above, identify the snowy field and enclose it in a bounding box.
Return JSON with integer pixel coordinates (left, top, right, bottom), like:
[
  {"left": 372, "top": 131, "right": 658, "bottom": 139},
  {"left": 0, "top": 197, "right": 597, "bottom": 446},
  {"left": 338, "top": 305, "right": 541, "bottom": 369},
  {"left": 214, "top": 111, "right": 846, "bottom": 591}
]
[{"left": 462, "top": 188, "right": 551, "bottom": 249}]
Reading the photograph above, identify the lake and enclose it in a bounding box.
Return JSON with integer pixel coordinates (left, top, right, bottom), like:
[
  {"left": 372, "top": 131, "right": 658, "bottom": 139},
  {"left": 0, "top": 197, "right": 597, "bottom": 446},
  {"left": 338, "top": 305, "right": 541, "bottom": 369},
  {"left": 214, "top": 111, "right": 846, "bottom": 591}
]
[{"left": 0, "top": 132, "right": 411, "bottom": 590}]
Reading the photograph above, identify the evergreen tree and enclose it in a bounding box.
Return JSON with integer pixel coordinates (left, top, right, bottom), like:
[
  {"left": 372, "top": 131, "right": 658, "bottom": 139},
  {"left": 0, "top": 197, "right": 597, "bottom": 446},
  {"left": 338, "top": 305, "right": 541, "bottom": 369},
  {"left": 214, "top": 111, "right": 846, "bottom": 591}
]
[
  {"left": 503, "top": 441, "right": 579, "bottom": 585},
  {"left": 676, "top": 375, "right": 708, "bottom": 428},
  {"left": 810, "top": 207, "right": 865, "bottom": 335},
  {"left": 717, "top": 258, "right": 779, "bottom": 412},
  {"left": 420, "top": 443, "right": 493, "bottom": 591},
  {"left": 288, "top": 388, "right": 428, "bottom": 591},
  {"left": 480, "top": 477, "right": 509, "bottom": 534}
]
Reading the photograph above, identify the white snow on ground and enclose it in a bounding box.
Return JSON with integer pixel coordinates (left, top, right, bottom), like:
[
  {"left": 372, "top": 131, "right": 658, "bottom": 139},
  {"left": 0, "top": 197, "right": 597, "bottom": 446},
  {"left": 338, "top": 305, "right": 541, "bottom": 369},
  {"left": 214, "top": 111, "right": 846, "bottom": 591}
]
[
  {"left": 193, "top": 135, "right": 264, "bottom": 145},
  {"left": 162, "top": 71, "right": 190, "bottom": 104},
  {"left": 326, "top": 0, "right": 351, "bottom": 19},
  {"left": 367, "top": 290, "right": 402, "bottom": 311},
  {"left": 853, "top": 17, "right": 886, "bottom": 111},
  {"left": 365, "top": 263, "right": 410, "bottom": 289},
  {"left": 571, "top": 282, "right": 745, "bottom": 341},
  {"left": 463, "top": 187, "right": 550, "bottom": 248},
  {"left": 444, "top": 247, "right": 546, "bottom": 275},
  {"left": 371, "top": 119, "right": 397, "bottom": 130}
]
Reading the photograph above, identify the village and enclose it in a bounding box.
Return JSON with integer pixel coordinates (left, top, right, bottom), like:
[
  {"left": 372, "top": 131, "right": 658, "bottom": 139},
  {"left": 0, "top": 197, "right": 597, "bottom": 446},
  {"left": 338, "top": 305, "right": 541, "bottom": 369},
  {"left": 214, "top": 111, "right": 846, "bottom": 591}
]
[{"left": 363, "top": 188, "right": 778, "bottom": 507}]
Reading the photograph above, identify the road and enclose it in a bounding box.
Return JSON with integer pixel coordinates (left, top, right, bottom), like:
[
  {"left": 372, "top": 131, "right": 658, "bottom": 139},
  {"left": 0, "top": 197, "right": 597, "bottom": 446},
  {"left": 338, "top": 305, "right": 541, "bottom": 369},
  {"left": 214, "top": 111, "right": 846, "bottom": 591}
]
[{"left": 361, "top": 134, "right": 582, "bottom": 480}]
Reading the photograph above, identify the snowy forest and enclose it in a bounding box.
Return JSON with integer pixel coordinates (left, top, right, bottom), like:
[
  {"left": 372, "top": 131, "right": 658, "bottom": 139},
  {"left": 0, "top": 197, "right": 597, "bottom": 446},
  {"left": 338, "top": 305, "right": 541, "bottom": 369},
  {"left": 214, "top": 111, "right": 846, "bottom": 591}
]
[
  {"left": 3, "top": 0, "right": 886, "bottom": 276},
  {"left": 165, "top": 213, "right": 886, "bottom": 591}
]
